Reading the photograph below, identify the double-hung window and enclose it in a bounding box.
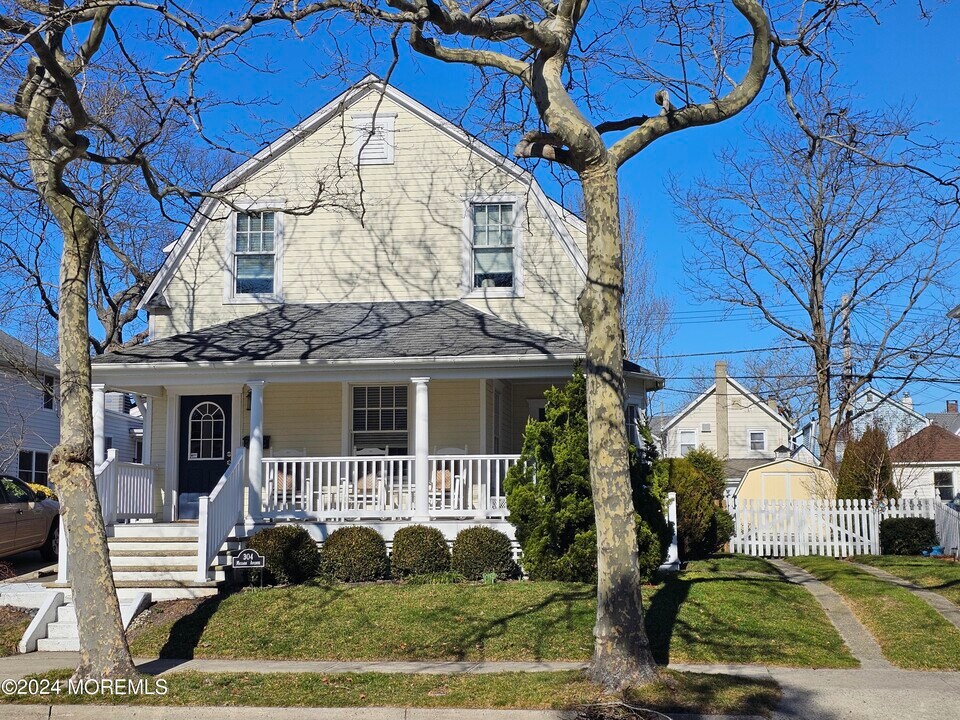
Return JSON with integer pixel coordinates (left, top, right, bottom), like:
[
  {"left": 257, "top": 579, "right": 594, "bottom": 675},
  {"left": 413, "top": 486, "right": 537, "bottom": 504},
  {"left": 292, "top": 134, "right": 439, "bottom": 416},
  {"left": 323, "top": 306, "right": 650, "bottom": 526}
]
[
  {"left": 749, "top": 430, "right": 767, "bottom": 452},
  {"left": 679, "top": 430, "right": 696, "bottom": 456},
  {"left": 935, "top": 471, "right": 955, "bottom": 501},
  {"left": 18, "top": 450, "right": 49, "bottom": 485},
  {"left": 352, "top": 385, "right": 409, "bottom": 455},
  {"left": 234, "top": 211, "right": 276, "bottom": 296},
  {"left": 471, "top": 202, "right": 516, "bottom": 290}
]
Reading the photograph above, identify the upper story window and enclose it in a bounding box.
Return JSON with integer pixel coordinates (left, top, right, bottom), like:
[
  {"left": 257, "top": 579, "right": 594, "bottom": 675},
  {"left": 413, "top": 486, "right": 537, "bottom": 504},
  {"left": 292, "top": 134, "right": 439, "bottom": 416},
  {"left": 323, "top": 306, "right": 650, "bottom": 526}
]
[
  {"left": 679, "top": 429, "right": 696, "bottom": 456},
  {"left": 471, "top": 202, "right": 517, "bottom": 291},
  {"left": 234, "top": 211, "right": 277, "bottom": 297},
  {"left": 42, "top": 374, "right": 55, "bottom": 410},
  {"left": 749, "top": 430, "right": 767, "bottom": 451},
  {"left": 352, "top": 113, "right": 396, "bottom": 165}
]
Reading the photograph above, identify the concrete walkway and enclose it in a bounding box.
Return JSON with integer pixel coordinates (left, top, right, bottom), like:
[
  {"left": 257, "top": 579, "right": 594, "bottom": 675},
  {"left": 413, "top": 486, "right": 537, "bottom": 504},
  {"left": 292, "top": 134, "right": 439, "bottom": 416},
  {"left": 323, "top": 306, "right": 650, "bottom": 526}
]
[
  {"left": 849, "top": 561, "right": 960, "bottom": 631},
  {"left": 766, "top": 559, "right": 893, "bottom": 670}
]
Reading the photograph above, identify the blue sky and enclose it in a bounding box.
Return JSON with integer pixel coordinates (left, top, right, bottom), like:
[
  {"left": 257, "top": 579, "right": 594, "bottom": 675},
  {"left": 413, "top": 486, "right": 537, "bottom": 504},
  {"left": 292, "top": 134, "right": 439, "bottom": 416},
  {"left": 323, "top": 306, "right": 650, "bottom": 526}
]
[{"left": 179, "top": 3, "right": 957, "bottom": 416}]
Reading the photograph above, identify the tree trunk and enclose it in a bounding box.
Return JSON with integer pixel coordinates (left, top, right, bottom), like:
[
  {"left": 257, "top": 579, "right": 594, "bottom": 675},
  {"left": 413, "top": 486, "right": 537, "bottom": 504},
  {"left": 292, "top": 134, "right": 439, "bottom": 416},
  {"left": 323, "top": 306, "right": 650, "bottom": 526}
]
[
  {"left": 579, "top": 159, "right": 658, "bottom": 689},
  {"left": 41, "top": 177, "right": 137, "bottom": 679}
]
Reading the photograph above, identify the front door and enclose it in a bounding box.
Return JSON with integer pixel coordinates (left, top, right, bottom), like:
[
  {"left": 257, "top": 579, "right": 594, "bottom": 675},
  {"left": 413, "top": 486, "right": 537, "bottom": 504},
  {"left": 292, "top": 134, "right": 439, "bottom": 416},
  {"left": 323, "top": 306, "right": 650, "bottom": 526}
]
[{"left": 178, "top": 395, "right": 232, "bottom": 520}]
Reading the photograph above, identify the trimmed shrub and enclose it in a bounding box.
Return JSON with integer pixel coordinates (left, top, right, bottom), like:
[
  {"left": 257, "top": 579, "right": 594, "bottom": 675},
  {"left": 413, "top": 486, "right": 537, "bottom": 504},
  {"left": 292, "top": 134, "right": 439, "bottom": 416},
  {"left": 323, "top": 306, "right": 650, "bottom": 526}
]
[
  {"left": 505, "top": 365, "right": 670, "bottom": 583},
  {"left": 391, "top": 525, "right": 450, "bottom": 578},
  {"left": 451, "top": 526, "right": 517, "bottom": 580},
  {"left": 880, "top": 517, "right": 937, "bottom": 555},
  {"left": 27, "top": 483, "right": 57, "bottom": 501},
  {"left": 321, "top": 526, "right": 390, "bottom": 582},
  {"left": 246, "top": 525, "right": 321, "bottom": 585}
]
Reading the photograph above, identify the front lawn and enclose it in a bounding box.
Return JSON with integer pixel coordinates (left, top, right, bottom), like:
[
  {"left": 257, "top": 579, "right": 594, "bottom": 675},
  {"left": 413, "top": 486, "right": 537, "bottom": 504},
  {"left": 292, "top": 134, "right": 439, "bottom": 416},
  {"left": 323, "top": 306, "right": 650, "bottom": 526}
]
[
  {"left": 2, "top": 669, "right": 782, "bottom": 717},
  {"left": 854, "top": 555, "right": 960, "bottom": 606},
  {"left": 790, "top": 556, "right": 960, "bottom": 670},
  {"left": 129, "top": 556, "right": 855, "bottom": 668},
  {"left": 0, "top": 606, "right": 31, "bottom": 656}
]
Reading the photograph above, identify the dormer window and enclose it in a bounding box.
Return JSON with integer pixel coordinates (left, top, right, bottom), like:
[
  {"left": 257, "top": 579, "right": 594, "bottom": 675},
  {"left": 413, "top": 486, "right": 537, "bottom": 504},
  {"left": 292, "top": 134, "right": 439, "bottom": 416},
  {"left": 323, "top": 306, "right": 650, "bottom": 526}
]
[
  {"left": 230, "top": 209, "right": 282, "bottom": 300},
  {"left": 352, "top": 113, "right": 396, "bottom": 165}
]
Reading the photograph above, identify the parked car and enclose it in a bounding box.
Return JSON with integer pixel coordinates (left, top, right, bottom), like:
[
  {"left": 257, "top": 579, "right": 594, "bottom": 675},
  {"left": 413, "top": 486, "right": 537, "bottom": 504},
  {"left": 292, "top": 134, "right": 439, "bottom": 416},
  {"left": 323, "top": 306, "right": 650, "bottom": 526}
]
[{"left": 0, "top": 475, "right": 59, "bottom": 560}]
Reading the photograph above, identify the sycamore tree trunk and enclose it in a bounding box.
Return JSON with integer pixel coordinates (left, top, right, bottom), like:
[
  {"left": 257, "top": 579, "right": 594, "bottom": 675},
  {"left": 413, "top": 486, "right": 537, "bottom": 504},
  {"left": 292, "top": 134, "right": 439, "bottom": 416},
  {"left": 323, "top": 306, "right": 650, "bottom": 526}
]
[
  {"left": 579, "top": 158, "right": 658, "bottom": 689},
  {"left": 25, "top": 101, "right": 137, "bottom": 678}
]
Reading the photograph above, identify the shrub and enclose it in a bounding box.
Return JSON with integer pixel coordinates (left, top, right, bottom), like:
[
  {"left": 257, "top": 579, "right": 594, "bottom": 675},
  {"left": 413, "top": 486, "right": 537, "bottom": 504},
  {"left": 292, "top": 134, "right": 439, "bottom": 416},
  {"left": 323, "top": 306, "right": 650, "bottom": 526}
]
[
  {"left": 837, "top": 425, "right": 898, "bottom": 501},
  {"left": 321, "top": 526, "right": 390, "bottom": 582},
  {"left": 246, "top": 525, "right": 321, "bottom": 585},
  {"left": 880, "top": 517, "right": 937, "bottom": 555},
  {"left": 667, "top": 452, "right": 732, "bottom": 560},
  {"left": 27, "top": 483, "right": 57, "bottom": 501},
  {"left": 391, "top": 525, "right": 450, "bottom": 577},
  {"left": 505, "top": 365, "right": 670, "bottom": 582},
  {"left": 0, "top": 562, "right": 14, "bottom": 581},
  {"left": 451, "top": 526, "right": 517, "bottom": 580}
]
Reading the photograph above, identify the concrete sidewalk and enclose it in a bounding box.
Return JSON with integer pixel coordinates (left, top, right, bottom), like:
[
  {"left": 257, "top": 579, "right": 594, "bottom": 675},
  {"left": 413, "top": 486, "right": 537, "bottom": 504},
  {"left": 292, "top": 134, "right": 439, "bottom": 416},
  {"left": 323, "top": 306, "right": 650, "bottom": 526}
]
[{"left": 849, "top": 561, "right": 960, "bottom": 631}]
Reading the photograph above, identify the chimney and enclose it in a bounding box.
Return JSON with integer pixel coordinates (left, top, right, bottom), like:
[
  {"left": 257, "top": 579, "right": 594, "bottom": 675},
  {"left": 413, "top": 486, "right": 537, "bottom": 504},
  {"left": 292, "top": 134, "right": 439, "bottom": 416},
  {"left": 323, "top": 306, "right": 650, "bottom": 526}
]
[
  {"left": 715, "top": 361, "right": 729, "bottom": 459},
  {"left": 767, "top": 396, "right": 779, "bottom": 413},
  {"left": 948, "top": 400, "right": 958, "bottom": 414},
  {"left": 901, "top": 393, "right": 913, "bottom": 411}
]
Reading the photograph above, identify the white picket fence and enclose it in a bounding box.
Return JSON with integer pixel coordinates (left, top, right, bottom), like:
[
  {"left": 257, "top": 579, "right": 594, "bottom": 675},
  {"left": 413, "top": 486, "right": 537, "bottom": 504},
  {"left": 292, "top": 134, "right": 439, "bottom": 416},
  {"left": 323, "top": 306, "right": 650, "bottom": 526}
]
[{"left": 725, "top": 497, "right": 959, "bottom": 557}]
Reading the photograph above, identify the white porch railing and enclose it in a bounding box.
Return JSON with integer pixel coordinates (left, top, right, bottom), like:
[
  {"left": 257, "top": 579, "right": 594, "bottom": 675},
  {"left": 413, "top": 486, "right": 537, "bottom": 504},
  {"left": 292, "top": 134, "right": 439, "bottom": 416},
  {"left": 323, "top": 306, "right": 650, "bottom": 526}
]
[
  {"left": 197, "top": 448, "right": 245, "bottom": 581},
  {"left": 94, "top": 449, "right": 155, "bottom": 524},
  {"left": 428, "top": 455, "right": 519, "bottom": 518},
  {"left": 260, "top": 454, "right": 521, "bottom": 520},
  {"left": 263, "top": 456, "right": 415, "bottom": 519}
]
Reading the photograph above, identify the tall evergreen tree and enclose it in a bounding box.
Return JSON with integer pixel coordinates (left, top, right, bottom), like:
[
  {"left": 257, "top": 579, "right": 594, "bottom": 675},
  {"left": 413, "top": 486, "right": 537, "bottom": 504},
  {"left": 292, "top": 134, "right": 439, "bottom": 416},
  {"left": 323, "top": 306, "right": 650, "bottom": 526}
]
[{"left": 837, "top": 425, "right": 898, "bottom": 500}]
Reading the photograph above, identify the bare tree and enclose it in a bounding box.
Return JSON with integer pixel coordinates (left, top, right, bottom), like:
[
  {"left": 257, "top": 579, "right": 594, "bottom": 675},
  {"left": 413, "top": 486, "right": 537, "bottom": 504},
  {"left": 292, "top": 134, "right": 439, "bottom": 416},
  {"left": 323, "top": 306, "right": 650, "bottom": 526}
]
[
  {"left": 678, "top": 93, "right": 959, "bottom": 472},
  {"left": 621, "top": 201, "right": 675, "bottom": 379}
]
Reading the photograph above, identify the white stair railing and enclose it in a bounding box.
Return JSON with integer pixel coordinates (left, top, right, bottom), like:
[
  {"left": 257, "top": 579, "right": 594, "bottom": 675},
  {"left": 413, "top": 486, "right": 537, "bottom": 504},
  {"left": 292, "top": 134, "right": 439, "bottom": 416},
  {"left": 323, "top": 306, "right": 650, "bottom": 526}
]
[
  {"left": 115, "top": 462, "right": 156, "bottom": 520},
  {"left": 94, "top": 449, "right": 119, "bottom": 525},
  {"left": 197, "top": 449, "right": 245, "bottom": 582}
]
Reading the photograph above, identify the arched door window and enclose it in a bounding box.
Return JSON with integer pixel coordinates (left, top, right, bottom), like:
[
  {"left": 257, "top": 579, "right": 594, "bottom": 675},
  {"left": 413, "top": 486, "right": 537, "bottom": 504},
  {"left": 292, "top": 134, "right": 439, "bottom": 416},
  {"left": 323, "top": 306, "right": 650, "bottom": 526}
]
[{"left": 188, "top": 402, "right": 225, "bottom": 460}]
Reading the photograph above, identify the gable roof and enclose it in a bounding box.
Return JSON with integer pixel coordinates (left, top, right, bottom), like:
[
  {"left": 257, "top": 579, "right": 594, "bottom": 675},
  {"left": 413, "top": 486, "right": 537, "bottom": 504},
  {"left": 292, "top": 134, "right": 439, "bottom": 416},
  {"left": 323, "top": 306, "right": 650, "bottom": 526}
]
[
  {"left": 0, "top": 330, "right": 57, "bottom": 375},
  {"left": 927, "top": 412, "right": 960, "bottom": 435},
  {"left": 94, "top": 300, "right": 657, "bottom": 379},
  {"left": 139, "top": 75, "right": 587, "bottom": 311},
  {"left": 890, "top": 424, "right": 960, "bottom": 464},
  {"left": 663, "top": 377, "right": 792, "bottom": 433},
  {"left": 799, "top": 387, "right": 929, "bottom": 434}
]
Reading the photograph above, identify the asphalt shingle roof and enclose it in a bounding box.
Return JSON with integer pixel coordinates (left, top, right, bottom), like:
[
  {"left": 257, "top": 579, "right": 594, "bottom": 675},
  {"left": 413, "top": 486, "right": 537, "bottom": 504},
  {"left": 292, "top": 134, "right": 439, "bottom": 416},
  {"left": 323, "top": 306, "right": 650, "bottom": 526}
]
[
  {"left": 891, "top": 424, "right": 960, "bottom": 464},
  {"left": 0, "top": 329, "right": 57, "bottom": 375},
  {"left": 927, "top": 412, "right": 960, "bottom": 435},
  {"left": 94, "top": 301, "right": 656, "bottom": 377}
]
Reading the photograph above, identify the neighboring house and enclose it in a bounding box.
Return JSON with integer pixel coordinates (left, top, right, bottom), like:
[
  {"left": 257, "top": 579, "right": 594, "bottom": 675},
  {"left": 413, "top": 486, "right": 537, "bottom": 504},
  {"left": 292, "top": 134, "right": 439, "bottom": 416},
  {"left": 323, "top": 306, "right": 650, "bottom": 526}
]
[
  {"left": 734, "top": 456, "right": 836, "bottom": 501},
  {"left": 660, "top": 361, "right": 793, "bottom": 490},
  {"left": 795, "top": 388, "right": 929, "bottom": 462},
  {"left": 80, "top": 77, "right": 662, "bottom": 594},
  {"left": 890, "top": 424, "right": 960, "bottom": 501},
  {"left": 0, "top": 330, "right": 143, "bottom": 485},
  {"left": 926, "top": 400, "right": 960, "bottom": 436}
]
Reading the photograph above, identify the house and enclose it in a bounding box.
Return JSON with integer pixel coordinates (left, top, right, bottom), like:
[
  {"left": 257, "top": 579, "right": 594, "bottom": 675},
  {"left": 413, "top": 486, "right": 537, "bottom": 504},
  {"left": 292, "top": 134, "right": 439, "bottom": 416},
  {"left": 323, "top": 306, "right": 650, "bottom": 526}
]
[
  {"left": 795, "top": 388, "right": 929, "bottom": 462},
  {"left": 659, "top": 361, "right": 793, "bottom": 490},
  {"left": 0, "top": 330, "right": 143, "bottom": 485},
  {"left": 926, "top": 400, "right": 960, "bottom": 436},
  {"left": 734, "top": 456, "right": 836, "bottom": 501},
  {"left": 890, "top": 424, "right": 960, "bottom": 501},
  {"left": 62, "top": 76, "right": 662, "bottom": 602}
]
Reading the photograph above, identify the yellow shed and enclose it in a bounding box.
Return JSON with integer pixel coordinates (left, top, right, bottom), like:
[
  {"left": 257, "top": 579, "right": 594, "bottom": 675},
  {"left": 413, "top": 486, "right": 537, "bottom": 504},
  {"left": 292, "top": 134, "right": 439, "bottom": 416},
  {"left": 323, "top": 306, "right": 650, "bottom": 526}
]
[{"left": 734, "top": 458, "right": 836, "bottom": 501}]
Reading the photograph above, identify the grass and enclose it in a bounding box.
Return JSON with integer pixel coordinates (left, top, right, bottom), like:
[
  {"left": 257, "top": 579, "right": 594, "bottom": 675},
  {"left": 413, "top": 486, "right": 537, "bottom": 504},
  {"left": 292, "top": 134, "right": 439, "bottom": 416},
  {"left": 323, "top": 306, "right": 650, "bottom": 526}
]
[
  {"left": 791, "top": 556, "right": 960, "bottom": 670},
  {"left": 0, "top": 606, "right": 31, "bottom": 657},
  {"left": 0, "top": 669, "right": 782, "bottom": 716},
  {"left": 854, "top": 555, "right": 960, "bottom": 606},
  {"left": 128, "top": 556, "right": 855, "bottom": 668}
]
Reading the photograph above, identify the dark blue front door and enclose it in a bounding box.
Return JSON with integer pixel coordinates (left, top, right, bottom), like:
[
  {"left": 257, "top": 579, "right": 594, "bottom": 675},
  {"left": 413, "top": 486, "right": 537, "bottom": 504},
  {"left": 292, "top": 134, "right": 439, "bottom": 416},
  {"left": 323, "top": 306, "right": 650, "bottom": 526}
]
[{"left": 178, "top": 395, "right": 232, "bottom": 519}]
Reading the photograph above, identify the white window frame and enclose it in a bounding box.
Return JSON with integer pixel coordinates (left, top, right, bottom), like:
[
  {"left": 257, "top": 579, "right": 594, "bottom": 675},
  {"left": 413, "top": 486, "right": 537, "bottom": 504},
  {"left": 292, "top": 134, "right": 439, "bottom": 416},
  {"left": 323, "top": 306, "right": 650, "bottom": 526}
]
[
  {"left": 41, "top": 374, "right": 55, "bottom": 411},
  {"left": 934, "top": 471, "right": 955, "bottom": 501},
  {"left": 187, "top": 401, "right": 227, "bottom": 461},
  {"left": 352, "top": 112, "right": 397, "bottom": 166},
  {"left": 350, "top": 383, "right": 411, "bottom": 454},
  {"left": 224, "top": 199, "right": 285, "bottom": 304},
  {"left": 748, "top": 429, "right": 767, "bottom": 452},
  {"left": 462, "top": 194, "right": 524, "bottom": 298},
  {"left": 17, "top": 450, "right": 49, "bottom": 485},
  {"left": 678, "top": 429, "right": 697, "bottom": 456}
]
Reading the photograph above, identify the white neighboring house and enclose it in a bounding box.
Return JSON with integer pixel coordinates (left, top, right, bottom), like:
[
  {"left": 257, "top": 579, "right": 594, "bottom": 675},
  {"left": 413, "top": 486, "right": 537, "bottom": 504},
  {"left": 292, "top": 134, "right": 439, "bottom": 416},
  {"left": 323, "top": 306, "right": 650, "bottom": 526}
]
[
  {"left": 659, "top": 361, "right": 794, "bottom": 490},
  {"left": 70, "top": 77, "right": 663, "bottom": 598},
  {"left": 795, "top": 387, "right": 929, "bottom": 463},
  {"left": 890, "top": 424, "right": 960, "bottom": 502},
  {"left": 0, "top": 330, "right": 143, "bottom": 486}
]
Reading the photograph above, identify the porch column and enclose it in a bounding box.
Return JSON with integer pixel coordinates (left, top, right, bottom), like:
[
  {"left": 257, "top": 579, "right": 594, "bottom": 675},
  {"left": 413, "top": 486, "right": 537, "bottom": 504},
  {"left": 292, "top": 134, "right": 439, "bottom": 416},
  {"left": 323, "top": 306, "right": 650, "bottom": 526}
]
[
  {"left": 412, "top": 377, "right": 430, "bottom": 520},
  {"left": 92, "top": 383, "right": 106, "bottom": 467},
  {"left": 247, "top": 380, "right": 266, "bottom": 520}
]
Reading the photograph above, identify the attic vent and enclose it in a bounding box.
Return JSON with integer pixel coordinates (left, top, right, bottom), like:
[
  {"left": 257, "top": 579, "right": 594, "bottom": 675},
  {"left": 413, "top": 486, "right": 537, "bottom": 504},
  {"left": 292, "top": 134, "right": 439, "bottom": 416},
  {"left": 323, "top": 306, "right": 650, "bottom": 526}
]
[
  {"left": 701, "top": 423, "right": 712, "bottom": 433},
  {"left": 352, "top": 113, "right": 396, "bottom": 166}
]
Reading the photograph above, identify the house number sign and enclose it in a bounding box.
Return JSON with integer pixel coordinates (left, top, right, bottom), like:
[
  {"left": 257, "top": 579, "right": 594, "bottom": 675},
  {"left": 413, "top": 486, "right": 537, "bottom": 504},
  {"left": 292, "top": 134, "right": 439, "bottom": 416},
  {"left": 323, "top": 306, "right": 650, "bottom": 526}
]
[{"left": 233, "top": 548, "right": 266, "bottom": 569}]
